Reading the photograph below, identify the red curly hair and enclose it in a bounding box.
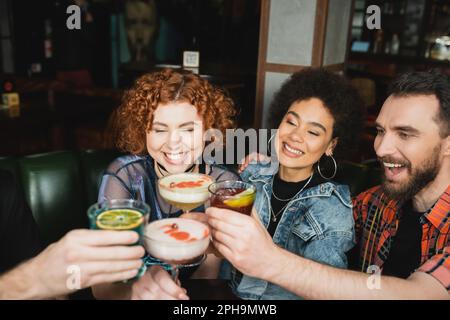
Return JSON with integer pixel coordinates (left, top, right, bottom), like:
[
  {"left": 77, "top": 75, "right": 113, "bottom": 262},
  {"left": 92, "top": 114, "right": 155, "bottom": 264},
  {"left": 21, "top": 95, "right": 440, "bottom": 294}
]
[{"left": 115, "top": 69, "right": 236, "bottom": 155}]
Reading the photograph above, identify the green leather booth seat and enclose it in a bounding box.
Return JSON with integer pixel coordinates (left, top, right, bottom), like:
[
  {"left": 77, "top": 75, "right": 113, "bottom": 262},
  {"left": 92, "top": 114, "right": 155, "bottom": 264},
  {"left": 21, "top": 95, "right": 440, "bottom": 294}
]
[
  {"left": 0, "top": 151, "right": 382, "bottom": 247},
  {"left": 0, "top": 150, "right": 121, "bottom": 246}
]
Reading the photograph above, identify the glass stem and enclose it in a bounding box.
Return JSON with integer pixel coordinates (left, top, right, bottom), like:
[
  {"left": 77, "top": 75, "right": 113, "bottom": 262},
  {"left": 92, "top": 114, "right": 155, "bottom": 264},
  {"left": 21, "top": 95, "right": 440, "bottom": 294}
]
[{"left": 170, "top": 265, "right": 180, "bottom": 282}]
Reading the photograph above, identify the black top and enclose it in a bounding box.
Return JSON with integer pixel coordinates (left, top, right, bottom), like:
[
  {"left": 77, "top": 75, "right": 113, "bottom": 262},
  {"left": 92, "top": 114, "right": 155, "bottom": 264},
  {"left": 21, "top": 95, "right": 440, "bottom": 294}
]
[
  {"left": 268, "top": 173, "right": 326, "bottom": 236},
  {"left": 0, "top": 170, "right": 42, "bottom": 274},
  {"left": 382, "top": 200, "right": 423, "bottom": 279}
]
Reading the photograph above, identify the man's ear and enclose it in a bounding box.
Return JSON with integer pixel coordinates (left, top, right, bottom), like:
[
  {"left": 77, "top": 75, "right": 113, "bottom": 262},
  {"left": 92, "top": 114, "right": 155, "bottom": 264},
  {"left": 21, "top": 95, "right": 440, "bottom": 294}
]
[
  {"left": 442, "top": 135, "right": 450, "bottom": 157},
  {"left": 326, "top": 138, "right": 338, "bottom": 156}
]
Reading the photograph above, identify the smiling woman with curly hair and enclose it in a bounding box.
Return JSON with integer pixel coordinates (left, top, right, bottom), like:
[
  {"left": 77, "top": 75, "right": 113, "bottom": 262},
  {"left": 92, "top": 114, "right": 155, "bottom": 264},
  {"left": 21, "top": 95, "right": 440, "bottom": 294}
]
[
  {"left": 115, "top": 69, "right": 236, "bottom": 156},
  {"left": 210, "top": 68, "right": 365, "bottom": 300},
  {"left": 93, "top": 69, "right": 239, "bottom": 300}
]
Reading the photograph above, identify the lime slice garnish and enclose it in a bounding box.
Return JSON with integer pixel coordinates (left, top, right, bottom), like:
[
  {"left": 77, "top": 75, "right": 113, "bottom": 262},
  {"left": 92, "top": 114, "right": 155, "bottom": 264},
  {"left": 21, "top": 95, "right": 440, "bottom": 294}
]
[
  {"left": 232, "top": 188, "right": 254, "bottom": 198},
  {"left": 223, "top": 188, "right": 256, "bottom": 208},
  {"left": 96, "top": 209, "right": 143, "bottom": 230}
]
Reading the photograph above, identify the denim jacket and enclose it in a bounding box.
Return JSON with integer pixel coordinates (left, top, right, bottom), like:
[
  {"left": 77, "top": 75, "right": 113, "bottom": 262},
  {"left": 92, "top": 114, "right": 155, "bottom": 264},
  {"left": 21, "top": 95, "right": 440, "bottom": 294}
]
[{"left": 221, "top": 163, "right": 356, "bottom": 300}]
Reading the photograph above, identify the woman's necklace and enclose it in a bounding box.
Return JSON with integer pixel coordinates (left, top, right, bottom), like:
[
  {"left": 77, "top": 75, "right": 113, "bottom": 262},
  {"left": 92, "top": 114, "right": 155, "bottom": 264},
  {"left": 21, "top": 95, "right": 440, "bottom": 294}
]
[
  {"left": 270, "top": 173, "right": 313, "bottom": 222},
  {"left": 155, "top": 162, "right": 196, "bottom": 178}
]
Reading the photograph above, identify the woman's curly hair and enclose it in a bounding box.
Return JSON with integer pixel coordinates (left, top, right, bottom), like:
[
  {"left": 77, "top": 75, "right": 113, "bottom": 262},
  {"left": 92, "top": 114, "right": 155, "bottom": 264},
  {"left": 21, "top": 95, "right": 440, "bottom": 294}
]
[
  {"left": 114, "top": 69, "right": 236, "bottom": 155},
  {"left": 268, "top": 68, "right": 365, "bottom": 159}
]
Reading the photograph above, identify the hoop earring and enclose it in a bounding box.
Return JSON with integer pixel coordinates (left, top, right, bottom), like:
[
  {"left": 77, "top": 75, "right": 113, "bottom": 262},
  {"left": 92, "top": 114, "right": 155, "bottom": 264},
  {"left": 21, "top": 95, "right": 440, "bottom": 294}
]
[
  {"left": 317, "top": 154, "right": 337, "bottom": 179},
  {"left": 267, "top": 134, "right": 275, "bottom": 155}
]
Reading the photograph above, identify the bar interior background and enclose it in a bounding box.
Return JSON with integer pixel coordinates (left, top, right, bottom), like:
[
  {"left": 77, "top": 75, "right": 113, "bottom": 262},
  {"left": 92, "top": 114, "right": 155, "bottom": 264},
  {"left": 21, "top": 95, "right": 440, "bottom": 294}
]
[
  {"left": 0, "top": 0, "right": 448, "bottom": 162},
  {"left": 0, "top": 0, "right": 449, "bottom": 301}
]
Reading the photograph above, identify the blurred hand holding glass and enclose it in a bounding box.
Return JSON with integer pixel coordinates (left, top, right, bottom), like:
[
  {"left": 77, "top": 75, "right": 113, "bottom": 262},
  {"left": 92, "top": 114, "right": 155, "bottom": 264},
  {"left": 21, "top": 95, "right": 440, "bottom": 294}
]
[{"left": 87, "top": 199, "right": 150, "bottom": 280}]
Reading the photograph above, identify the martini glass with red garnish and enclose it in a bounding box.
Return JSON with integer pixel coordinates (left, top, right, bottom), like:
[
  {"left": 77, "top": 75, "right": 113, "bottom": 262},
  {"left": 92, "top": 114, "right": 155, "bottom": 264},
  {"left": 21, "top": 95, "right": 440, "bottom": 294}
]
[
  {"left": 158, "top": 173, "right": 214, "bottom": 214},
  {"left": 144, "top": 218, "right": 210, "bottom": 281},
  {"left": 150, "top": 173, "right": 214, "bottom": 280}
]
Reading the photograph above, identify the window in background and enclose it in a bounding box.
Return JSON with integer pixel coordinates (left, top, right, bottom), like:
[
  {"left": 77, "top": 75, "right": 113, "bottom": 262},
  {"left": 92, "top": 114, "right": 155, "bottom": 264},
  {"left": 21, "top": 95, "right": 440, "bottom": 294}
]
[{"left": 0, "top": 0, "right": 14, "bottom": 74}]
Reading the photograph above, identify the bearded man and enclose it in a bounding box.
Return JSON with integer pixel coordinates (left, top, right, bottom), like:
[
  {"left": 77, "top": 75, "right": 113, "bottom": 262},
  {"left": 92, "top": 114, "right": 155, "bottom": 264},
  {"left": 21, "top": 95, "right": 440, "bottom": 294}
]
[{"left": 206, "top": 70, "right": 449, "bottom": 299}]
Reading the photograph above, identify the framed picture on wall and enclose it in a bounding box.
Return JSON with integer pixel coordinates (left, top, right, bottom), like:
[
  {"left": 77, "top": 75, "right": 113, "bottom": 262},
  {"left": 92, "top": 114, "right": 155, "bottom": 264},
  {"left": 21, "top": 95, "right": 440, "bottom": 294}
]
[{"left": 183, "top": 51, "right": 200, "bottom": 68}]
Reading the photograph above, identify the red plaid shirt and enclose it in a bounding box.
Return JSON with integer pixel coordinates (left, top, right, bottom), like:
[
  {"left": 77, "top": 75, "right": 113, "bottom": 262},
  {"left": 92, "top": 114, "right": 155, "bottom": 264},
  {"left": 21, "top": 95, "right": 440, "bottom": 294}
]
[{"left": 353, "top": 185, "right": 450, "bottom": 293}]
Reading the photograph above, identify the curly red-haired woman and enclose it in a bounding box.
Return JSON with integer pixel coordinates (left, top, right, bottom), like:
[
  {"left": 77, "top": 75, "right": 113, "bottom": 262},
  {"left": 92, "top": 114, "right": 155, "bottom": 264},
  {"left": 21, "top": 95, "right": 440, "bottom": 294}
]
[{"left": 93, "top": 69, "right": 239, "bottom": 300}]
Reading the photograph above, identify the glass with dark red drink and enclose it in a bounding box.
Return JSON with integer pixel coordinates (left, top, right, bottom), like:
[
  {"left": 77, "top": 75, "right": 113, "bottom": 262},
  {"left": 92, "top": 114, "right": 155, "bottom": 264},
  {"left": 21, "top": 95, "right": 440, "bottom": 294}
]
[{"left": 208, "top": 181, "right": 256, "bottom": 215}]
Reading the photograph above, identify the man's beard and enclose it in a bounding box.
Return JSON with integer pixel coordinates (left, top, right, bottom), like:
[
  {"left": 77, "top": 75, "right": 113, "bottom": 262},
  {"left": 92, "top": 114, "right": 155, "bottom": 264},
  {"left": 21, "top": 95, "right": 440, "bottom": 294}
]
[{"left": 381, "top": 144, "right": 441, "bottom": 201}]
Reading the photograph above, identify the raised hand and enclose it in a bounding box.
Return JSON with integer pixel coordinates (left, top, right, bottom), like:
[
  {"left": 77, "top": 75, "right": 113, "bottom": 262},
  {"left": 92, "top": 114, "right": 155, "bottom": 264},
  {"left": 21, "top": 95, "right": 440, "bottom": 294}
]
[
  {"left": 238, "top": 152, "right": 271, "bottom": 173},
  {"left": 206, "top": 207, "right": 279, "bottom": 279}
]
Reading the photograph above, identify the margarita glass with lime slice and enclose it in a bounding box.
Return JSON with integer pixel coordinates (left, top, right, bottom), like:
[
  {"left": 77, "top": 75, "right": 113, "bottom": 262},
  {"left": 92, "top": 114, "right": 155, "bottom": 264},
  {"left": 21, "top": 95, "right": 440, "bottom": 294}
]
[
  {"left": 158, "top": 173, "right": 214, "bottom": 214},
  {"left": 87, "top": 199, "right": 150, "bottom": 279},
  {"left": 209, "top": 181, "right": 256, "bottom": 215}
]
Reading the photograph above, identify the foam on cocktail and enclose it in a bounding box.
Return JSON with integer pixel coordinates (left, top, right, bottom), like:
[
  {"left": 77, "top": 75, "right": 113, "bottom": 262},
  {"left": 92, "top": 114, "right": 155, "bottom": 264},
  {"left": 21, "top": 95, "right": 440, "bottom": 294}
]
[
  {"left": 158, "top": 173, "right": 214, "bottom": 211},
  {"left": 144, "top": 218, "right": 210, "bottom": 264}
]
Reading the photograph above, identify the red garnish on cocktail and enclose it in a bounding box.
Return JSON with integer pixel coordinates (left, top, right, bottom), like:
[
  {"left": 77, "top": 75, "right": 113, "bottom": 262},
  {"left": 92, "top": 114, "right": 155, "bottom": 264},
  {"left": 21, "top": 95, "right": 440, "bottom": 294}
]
[
  {"left": 170, "top": 180, "right": 205, "bottom": 188},
  {"left": 159, "top": 224, "right": 199, "bottom": 241},
  {"left": 170, "top": 231, "right": 190, "bottom": 241}
]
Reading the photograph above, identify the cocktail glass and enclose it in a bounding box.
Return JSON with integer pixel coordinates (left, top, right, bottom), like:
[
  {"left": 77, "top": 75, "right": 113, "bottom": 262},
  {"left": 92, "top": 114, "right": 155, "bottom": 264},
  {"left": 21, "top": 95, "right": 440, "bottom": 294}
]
[
  {"left": 158, "top": 173, "right": 214, "bottom": 214},
  {"left": 143, "top": 218, "right": 210, "bottom": 281},
  {"left": 87, "top": 199, "right": 150, "bottom": 280},
  {"left": 208, "top": 180, "right": 256, "bottom": 215}
]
